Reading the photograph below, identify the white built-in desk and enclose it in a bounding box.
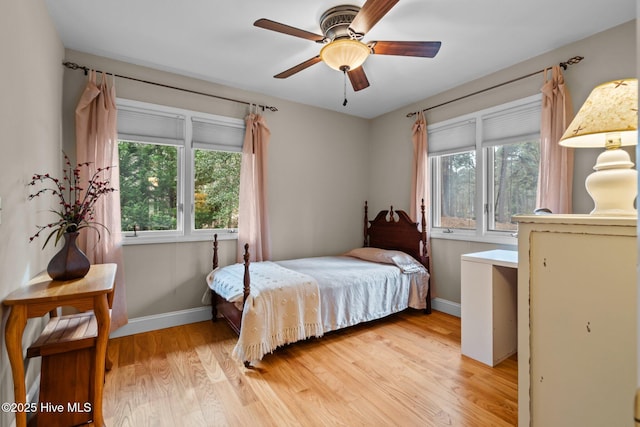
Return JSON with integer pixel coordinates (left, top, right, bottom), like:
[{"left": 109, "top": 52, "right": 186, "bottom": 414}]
[{"left": 460, "top": 249, "right": 518, "bottom": 366}]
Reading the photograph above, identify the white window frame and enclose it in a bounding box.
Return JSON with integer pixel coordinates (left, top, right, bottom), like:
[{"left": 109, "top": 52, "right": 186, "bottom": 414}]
[
  {"left": 117, "top": 98, "right": 244, "bottom": 245},
  {"left": 428, "top": 94, "right": 542, "bottom": 245}
]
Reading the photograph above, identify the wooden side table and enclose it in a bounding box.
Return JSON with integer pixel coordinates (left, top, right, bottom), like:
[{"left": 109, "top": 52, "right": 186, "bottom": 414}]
[{"left": 3, "top": 263, "right": 116, "bottom": 427}]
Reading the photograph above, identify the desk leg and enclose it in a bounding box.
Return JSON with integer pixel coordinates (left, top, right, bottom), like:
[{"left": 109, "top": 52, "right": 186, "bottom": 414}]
[
  {"left": 5, "top": 305, "right": 28, "bottom": 427},
  {"left": 92, "top": 294, "right": 111, "bottom": 427}
]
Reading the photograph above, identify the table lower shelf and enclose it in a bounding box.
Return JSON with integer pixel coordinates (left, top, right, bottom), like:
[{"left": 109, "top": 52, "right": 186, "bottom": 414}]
[{"left": 27, "top": 312, "right": 104, "bottom": 427}]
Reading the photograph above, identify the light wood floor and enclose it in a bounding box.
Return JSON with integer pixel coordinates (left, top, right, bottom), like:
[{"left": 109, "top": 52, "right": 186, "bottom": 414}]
[{"left": 103, "top": 310, "right": 517, "bottom": 426}]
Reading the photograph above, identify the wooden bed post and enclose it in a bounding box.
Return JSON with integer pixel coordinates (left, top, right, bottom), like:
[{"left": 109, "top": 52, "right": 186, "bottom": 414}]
[
  {"left": 363, "top": 201, "right": 369, "bottom": 247},
  {"left": 420, "top": 200, "right": 427, "bottom": 262},
  {"left": 211, "top": 234, "right": 219, "bottom": 322},
  {"left": 212, "top": 234, "right": 219, "bottom": 269},
  {"left": 420, "top": 200, "right": 432, "bottom": 314},
  {"left": 243, "top": 243, "right": 251, "bottom": 303},
  {"left": 241, "top": 243, "right": 255, "bottom": 367}
]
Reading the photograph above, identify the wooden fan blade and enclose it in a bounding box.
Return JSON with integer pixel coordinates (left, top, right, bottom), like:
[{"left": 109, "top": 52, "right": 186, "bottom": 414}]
[
  {"left": 370, "top": 41, "right": 442, "bottom": 58},
  {"left": 254, "top": 18, "right": 325, "bottom": 42},
  {"left": 347, "top": 66, "right": 370, "bottom": 92},
  {"left": 274, "top": 56, "right": 322, "bottom": 79},
  {"left": 349, "top": 0, "right": 399, "bottom": 35}
]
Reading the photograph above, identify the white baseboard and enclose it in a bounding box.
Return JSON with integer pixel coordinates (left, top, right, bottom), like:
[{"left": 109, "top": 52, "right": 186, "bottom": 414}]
[
  {"left": 27, "top": 373, "right": 40, "bottom": 404},
  {"left": 431, "top": 297, "right": 461, "bottom": 318},
  {"left": 109, "top": 299, "right": 460, "bottom": 339},
  {"left": 8, "top": 374, "right": 41, "bottom": 427},
  {"left": 109, "top": 306, "right": 212, "bottom": 338}
]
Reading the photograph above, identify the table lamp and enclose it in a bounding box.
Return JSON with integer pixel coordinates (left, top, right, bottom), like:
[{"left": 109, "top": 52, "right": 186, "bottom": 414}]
[{"left": 559, "top": 78, "right": 638, "bottom": 216}]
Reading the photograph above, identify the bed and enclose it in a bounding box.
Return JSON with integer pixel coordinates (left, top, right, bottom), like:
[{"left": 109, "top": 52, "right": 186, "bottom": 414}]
[{"left": 204, "top": 202, "right": 431, "bottom": 364}]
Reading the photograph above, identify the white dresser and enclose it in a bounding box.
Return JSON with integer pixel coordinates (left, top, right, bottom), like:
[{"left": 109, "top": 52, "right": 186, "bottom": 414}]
[{"left": 516, "top": 214, "right": 637, "bottom": 427}]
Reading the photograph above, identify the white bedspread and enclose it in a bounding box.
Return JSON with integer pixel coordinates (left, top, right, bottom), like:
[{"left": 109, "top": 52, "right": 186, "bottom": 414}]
[
  {"left": 205, "top": 255, "right": 429, "bottom": 362},
  {"left": 209, "top": 261, "right": 324, "bottom": 362},
  {"left": 277, "top": 256, "right": 429, "bottom": 333}
]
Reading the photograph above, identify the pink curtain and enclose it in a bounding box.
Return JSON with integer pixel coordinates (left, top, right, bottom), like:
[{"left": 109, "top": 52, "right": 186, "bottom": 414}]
[
  {"left": 410, "top": 111, "right": 434, "bottom": 296},
  {"left": 237, "top": 113, "right": 271, "bottom": 262},
  {"left": 75, "top": 71, "right": 128, "bottom": 332},
  {"left": 410, "top": 111, "right": 428, "bottom": 221},
  {"left": 536, "top": 66, "right": 574, "bottom": 213}
]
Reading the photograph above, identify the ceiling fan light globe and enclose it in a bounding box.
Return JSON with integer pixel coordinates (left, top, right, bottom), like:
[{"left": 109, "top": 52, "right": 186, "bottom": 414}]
[{"left": 320, "top": 39, "right": 370, "bottom": 71}]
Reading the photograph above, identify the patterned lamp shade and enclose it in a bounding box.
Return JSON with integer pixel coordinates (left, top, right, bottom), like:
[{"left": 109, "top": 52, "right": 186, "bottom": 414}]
[{"left": 559, "top": 78, "right": 638, "bottom": 148}]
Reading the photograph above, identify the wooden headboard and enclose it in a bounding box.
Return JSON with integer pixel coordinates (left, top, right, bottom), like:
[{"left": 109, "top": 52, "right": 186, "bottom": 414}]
[{"left": 363, "top": 201, "right": 429, "bottom": 269}]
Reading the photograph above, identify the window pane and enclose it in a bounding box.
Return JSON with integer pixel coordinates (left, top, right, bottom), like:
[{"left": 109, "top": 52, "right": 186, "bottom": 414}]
[
  {"left": 194, "top": 149, "right": 241, "bottom": 229},
  {"left": 435, "top": 151, "right": 476, "bottom": 230},
  {"left": 491, "top": 140, "right": 539, "bottom": 231},
  {"left": 118, "top": 140, "right": 178, "bottom": 231}
]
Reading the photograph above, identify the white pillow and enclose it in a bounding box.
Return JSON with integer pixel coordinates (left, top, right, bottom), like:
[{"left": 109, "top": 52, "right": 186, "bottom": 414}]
[
  {"left": 390, "top": 254, "right": 425, "bottom": 273},
  {"left": 344, "top": 247, "right": 426, "bottom": 273}
]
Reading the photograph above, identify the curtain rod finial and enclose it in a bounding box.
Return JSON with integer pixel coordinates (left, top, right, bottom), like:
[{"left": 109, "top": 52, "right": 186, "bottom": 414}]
[{"left": 560, "top": 55, "right": 584, "bottom": 70}]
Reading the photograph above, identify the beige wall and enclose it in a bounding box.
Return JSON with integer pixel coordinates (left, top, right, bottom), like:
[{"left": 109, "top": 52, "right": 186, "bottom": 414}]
[
  {"left": 61, "top": 20, "right": 637, "bottom": 318},
  {"left": 0, "top": 0, "right": 64, "bottom": 423},
  {"left": 61, "top": 50, "right": 371, "bottom": 318},
  {"left": 368, "top": 20, "right": 636, "bottom": 304}
]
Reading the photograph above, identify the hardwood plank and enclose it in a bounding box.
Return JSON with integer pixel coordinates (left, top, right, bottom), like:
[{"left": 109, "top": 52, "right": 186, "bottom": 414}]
[
  {"left": 289, "top": 343, "right": 411, "bottom": 426},
  {"left": 103, "top": 310, "right": 517, "bottom": 426},
  {"left": 116, "top": 333, "right": 136, "bottom": 367},
  {"left": 103, "top": 364, "right": 136, "bottom": 426}
]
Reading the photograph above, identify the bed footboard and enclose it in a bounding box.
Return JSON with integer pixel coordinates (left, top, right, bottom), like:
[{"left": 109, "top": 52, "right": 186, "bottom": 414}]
[{"left": 210, "top": 235, "right": 251, "bottom": 335}]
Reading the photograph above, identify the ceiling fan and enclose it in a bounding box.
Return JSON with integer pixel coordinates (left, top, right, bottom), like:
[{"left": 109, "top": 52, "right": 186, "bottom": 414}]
[{"left": 254, "top": 0, "right": 442, "bottom": 94}]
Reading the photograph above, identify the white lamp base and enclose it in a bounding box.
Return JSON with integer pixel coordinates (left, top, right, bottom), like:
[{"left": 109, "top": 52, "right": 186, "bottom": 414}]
[{"left": 585, "top": 148, "right": 638, "bottom": 216}]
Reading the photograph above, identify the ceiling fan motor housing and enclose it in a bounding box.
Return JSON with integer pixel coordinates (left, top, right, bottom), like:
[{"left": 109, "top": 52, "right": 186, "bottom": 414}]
[{"left": 320, "top": 5, "right": 362, "bottom": 40}]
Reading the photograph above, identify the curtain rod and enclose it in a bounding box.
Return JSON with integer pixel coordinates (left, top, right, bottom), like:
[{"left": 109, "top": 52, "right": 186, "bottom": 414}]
[
  {"left": 406, "top": 55, "right": 584, "bottom": 118},
  {"left": 62, "top": 61, "right": 278, "bottom": 112}
]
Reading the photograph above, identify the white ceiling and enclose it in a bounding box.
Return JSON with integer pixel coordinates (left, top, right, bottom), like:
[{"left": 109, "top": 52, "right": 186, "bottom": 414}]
[{"left": 45, "top": 0, "right": 635, "bottom": 119}]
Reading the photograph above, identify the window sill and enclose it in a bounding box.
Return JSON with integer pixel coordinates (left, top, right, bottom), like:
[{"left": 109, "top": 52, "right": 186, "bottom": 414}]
[
  {"left": 121, "top": 231, "right": 237, "bottom": 246},
  {"left": 430, "top": 231, "right": 517, "bottom": 246}
]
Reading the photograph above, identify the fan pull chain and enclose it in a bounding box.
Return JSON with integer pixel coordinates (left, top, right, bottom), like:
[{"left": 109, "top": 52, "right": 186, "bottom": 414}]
[{"left": 342, "top": 68, "right": 348, "bottom": 107}]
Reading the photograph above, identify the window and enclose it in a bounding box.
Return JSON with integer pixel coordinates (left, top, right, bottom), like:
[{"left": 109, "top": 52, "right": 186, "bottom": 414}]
[
  {"left": 429, "top": 95, "right": 541, "bottom": 242},
  {"left": 432, "top": 150, "right": 476, "bottom": 230},
  {"left": 117, "top": 99, "right": 244, "bottom": 243},
  {"left": 430, "top": 118, "right": 477, "bottom": 231},
  {"left": 486, "top": 141, "right": 540, "bottom": 231},
  {"left": 119, "top": 141, "right": 179, "bottom": 231},
  {"left": 191, "top": 117, "right": 243, "bottom": 230}
]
